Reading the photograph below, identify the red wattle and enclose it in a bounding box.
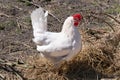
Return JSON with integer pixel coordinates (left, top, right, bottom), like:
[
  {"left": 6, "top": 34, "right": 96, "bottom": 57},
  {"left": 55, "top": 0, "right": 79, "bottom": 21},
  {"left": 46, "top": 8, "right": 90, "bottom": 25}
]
[{"left": 74, "top": 22, "right": 78, "bottom": 27}]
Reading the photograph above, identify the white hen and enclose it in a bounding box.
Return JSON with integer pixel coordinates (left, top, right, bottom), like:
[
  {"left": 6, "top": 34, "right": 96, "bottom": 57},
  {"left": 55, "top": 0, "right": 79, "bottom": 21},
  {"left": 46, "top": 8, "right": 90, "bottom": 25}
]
[{"left": 31, "top": 7, "right": 82, "bottom": 63}]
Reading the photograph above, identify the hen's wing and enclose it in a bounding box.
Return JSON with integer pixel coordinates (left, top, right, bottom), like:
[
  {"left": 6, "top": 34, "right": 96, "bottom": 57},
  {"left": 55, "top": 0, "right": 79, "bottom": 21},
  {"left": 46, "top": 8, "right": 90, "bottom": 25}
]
[{"left": 36, "top": 34, "right": 73, "bottom": 57}]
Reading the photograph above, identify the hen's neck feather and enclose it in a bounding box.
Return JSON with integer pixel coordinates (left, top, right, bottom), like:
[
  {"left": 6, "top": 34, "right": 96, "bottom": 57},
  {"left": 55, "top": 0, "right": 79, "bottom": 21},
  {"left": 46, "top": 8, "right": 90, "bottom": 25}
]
[{"left": 61, "top": 17, "right": 75, "bottom": 37}]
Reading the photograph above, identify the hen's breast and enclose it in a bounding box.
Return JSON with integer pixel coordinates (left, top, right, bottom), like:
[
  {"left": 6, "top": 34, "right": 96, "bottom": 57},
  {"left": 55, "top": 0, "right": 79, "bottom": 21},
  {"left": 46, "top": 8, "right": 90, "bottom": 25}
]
[{"left": 73, "top": 29, "right": 82, "bottom": 54}]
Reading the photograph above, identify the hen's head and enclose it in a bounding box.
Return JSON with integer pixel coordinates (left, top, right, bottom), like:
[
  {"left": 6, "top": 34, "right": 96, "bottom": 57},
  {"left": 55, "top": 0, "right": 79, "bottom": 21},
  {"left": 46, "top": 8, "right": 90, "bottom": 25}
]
[{"left": 72, "top": 14, "right": 82, "bottom": 27}]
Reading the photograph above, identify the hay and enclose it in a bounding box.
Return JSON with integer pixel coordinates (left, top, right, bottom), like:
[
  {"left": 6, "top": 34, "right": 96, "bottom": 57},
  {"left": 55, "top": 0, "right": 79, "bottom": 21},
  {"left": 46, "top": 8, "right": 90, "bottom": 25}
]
[{"left": 77, "top": 28, "right": 120, "bottom": 76}]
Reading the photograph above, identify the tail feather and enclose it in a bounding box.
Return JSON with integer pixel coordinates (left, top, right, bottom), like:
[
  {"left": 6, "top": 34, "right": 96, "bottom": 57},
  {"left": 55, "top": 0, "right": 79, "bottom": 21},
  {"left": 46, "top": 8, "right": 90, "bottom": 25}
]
[
  {"left": 44, "top": 11, "right": 48, "bottom": 17},
  {"left": 31, "top": 7, "right": 48, "bottom": 37}
]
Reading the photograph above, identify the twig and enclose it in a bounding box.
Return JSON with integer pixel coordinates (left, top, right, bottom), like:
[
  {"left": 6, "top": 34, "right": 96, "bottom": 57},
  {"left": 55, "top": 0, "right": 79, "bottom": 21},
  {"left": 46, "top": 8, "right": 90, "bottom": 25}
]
[
  {"left": 14, "top": 5, "right": 23, "bottom": 11},
  {"left": 19, "top": 0, "right": 62, "bottom": 23},
  {"left": 47, "top": 12, "right": 62, "bottom": 23},
  {"left": 16, "top": 18, "right": 22, "bottom": 29},
  {"left": 104, "top": 13, "right": 120, "bottom": 24},
  {"left": 90, "top": 15, "right": 115, "bottom": 32},
  {"left": 90, "top": 11, "right": 120, "bottom": 25},
  {"left": 14, "top": 41, "right": 34, "bottom": 49},
  {"left": 80, "top": 10, "right": 120, "bottom": 25},
  {"left": 0, "top": 74, "right": 5, "bottom": 80},
  {"left": 0, "top": 63, "right": 26, "bottom": 80},
  {"left": 0, "top": 13, "right": 12, "bottom": 17}
]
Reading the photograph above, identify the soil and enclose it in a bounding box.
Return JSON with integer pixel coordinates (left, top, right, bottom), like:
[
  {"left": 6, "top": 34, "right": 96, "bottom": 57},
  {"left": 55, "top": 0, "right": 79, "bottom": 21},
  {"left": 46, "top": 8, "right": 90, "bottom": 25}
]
[{"left": 0, "top": 0, "right": 120, "bottom": 80}]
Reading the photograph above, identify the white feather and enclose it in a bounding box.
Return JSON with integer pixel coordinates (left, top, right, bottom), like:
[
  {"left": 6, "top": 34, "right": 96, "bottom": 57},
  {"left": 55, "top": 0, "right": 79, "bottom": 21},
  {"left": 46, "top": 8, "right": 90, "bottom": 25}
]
[
  {"left": 31, "top": 7, "right": 47, "bottom": 35},
  {"left": 31, "top": 7, "right": 82, "bottom": 64}
]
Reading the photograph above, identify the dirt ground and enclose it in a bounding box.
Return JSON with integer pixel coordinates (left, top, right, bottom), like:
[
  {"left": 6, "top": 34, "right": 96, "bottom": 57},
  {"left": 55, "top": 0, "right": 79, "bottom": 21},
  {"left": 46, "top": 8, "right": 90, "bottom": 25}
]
[{"left": 0, "top": 0, "right": 120, "bottom": 80}]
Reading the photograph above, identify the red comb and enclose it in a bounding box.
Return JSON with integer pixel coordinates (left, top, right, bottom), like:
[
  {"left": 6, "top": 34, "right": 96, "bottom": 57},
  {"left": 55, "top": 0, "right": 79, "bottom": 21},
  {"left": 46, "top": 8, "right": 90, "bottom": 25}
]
[{"left": 72, "top": 14, "right": 82, "bottom": 21}]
